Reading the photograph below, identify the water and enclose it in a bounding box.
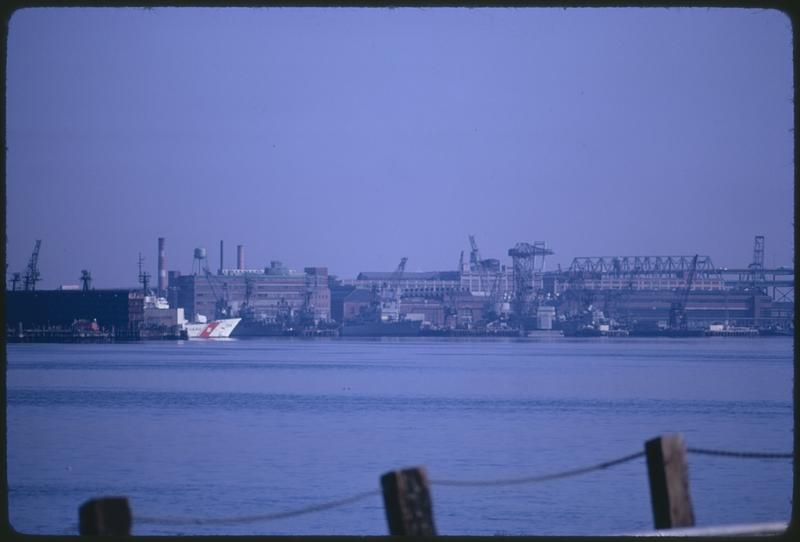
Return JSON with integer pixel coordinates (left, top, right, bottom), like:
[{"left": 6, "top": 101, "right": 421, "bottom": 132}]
[{"left": 6, "top": 337, "right": 793, "bottom": 535}]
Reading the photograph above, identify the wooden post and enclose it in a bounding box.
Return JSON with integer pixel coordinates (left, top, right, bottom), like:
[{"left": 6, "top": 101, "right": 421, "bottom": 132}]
[
  {"left": 645, "top": 434, "right": 695, "bottom": 529},
  {"left": 381, "top": 466, "right": 437, "bottom": 535},
  {"left": 79, "top": 497, "right": 132, "bottom": 535}
]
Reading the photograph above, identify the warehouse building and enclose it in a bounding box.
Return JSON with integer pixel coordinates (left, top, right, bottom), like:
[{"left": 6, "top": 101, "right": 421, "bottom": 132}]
[
  {"left": 172, "top": 262, "right": 331, "bottom": 323},
  {"left": 5, "top": 289, "right": 145, "bottom": 331}
]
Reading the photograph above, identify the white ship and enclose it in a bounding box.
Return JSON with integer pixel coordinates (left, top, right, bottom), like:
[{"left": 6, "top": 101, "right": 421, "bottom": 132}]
[
  {"left": 143, "top": 295, "right": 240, "bottom": 339},
  {"left": 185, "top": 317, "right": 242, "bottom": 338}
]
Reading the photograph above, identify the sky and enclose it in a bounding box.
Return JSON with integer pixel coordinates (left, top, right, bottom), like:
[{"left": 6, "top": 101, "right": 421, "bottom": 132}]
[{"left": 5, "top": 7, "right": 794, "bottom": 289}]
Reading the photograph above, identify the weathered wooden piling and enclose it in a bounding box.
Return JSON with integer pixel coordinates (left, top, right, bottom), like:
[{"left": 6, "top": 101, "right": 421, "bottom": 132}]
[
  {"left": 645, "top": 434, "right": 695, "bottom": 529},
  {"left": 381, "top": 466, "right": 437, "bottom": 535},
  {"left": 79, "top": 496, "right": 132, "bottom": 535}
]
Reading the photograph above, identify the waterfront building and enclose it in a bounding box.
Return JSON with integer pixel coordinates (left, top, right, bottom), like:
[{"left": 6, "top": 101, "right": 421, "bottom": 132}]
[
  {"left": 5, "top": 289, "right": 145, "bottom": 331},
  {"left": 173, "top": 262, "right": 331, "bottom": 323}
]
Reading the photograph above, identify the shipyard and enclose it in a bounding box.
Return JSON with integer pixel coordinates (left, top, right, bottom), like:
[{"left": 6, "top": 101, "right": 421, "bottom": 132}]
[
  {"left": 4, "top": 234, "right": 794, "bottom": 342},
  {"left": 5, "top": 8, "right": 794, "bottom": 538}
]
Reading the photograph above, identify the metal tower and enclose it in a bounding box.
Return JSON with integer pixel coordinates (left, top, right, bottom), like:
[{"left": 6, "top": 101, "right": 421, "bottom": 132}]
[
  {"left": 138, "top": 253, "right": 151, "bottom": 294},
  {"left": 752, "top": 235, "right": 765, "bottom": 269},
  {"left": 749, "top": 235, "right": 766, "bottom": 288},
  {"left": 508, "top": 241, "right": 554, "bottom": 321}
]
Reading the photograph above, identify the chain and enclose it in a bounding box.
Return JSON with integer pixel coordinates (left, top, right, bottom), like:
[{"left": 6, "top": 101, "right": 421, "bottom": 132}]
[
  {"left": 687, "top": 447, "right": 793, "bottom": 459},
  {"left": 430, "top": 450, "right": 646, "bottom": 487},
  {"left": 123, "top": 446, "right": 791, "bottom": 528},
  {"left": 134, "top": 489, "right": 380, "bottom": 526}
]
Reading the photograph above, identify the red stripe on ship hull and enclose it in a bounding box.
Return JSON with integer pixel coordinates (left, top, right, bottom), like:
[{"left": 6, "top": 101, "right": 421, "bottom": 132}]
[{"left": 200, "top": 321, "right": 220, "bottom": 338}]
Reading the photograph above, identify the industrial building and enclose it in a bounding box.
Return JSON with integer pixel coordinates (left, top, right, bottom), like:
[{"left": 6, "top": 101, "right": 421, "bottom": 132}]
[
  {"left": 5, "top": 234, "right": 793, "bottom": 338},
  {"left": 329, "top": 235, "right": 793, "bottom": 332},
  {"left": 340, "top": 271, "right": 463, "bottom": 296},
  {"left": 6, "top": 289, "right": 145, "bottom": 331},
  {"left": 166, "top": 242, "right": 331, "bottom": 324}
]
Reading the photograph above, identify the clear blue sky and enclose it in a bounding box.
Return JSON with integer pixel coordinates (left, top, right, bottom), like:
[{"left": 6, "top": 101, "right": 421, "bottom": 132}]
[{"left": 5, "top": 7, "right": 794, "bottom": 288}]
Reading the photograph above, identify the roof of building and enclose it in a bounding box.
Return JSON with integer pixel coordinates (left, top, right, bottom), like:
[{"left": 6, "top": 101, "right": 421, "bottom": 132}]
[{"left": 356, "top": 271, "right": 460, "bottom": 281}]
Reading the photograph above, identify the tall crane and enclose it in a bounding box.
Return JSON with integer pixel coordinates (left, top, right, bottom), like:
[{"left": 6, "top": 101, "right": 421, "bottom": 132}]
[
  {"left": 391, "top": 257, "right": 408, "bottom": 284},
  {"left": 23, "top": 240, "right": 42, "bottom": 291},
  {"left": 80, "top": 270, "right": 92, "bottom": 292},
  {"left": 204, "top": 267, "right": 230, "bottom": 319},
  {"left": 468, "top": 235, "right": 482, "bottom": 270},
  {"left": 379, "top": 257, "right": 407, "bottom": 322},
  {"left": 488, "top": 271, "right": 504, "bottom": 315},
  {"left": 468, "top": 235, "right": 490, "bottom": 294},
  {"left": 669, "top": 254, "right": 699, "bottom": 330}
]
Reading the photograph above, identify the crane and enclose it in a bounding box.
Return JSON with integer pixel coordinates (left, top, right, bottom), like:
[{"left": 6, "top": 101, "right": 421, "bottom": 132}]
[
  {"left": 204, "top": 267, "right": 230, "bottom": 319},
  {"left": 669, "top": 254, "right": 699, "bottom": 330},
  {"left": 391, "top": 257, "right": 408, "bottom": 284},
  {"left": 487, "top": 271, "right": 504, "bottom": 316},
  {"left": 23, "top": 240, "right": 42, "bottom": 291},
  {"left": 80, "top": 270, "right": 92, "bottom": 292},
  {"left": 468, "top": 235, "right": 482, "bottom": 270},
  {"left": 468, "top": 235, "right": 490, "bottom": 294},
  {"left": 379, "top": 257, "right": 407, "bottom": 322}
]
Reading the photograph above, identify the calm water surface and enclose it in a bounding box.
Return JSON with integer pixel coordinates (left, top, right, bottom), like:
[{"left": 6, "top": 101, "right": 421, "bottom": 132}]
[{"left": 6, "top": 337, "right": 793, "bottom": 535}]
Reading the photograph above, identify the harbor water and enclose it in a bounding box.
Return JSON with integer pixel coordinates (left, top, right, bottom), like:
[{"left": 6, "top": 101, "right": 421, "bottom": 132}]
[{"left": 6, "top": 337, "right": 793, "bottom": 535}]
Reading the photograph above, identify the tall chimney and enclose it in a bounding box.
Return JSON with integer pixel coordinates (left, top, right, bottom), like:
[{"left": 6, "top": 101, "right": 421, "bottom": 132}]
[
  {"left": 237, "top": 245, "right": 244, "bottom": 270},
  {"left": 158, "top": 237, "right": 167, "bottom": 295},
  {"left": 219, "top": 240, "right": 224, "bottom": 275}
]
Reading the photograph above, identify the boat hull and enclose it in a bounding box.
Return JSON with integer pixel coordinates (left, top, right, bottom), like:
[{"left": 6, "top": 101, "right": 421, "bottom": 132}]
[
  {"left": 185, "top": 318, "right": 241, "bottom": 338},
  {"left": 230, "top": 319, "right": 286, "bottom": 337}
]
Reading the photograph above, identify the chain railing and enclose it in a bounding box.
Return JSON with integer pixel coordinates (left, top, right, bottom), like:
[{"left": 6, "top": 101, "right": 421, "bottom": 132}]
[{"left": 77, "top": 434, "right": 792, "bottom": 535}]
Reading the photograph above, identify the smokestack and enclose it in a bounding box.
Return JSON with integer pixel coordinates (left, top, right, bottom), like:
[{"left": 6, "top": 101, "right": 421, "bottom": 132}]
[
  {"left": 237, "top": 245, "right": 244, "bottom": 270},
  {"left": 219, "top": 240, "right": 224, "bottom": 275},
  {"left": 158, "top": 237, "right": 167, "bottom": 295}
]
